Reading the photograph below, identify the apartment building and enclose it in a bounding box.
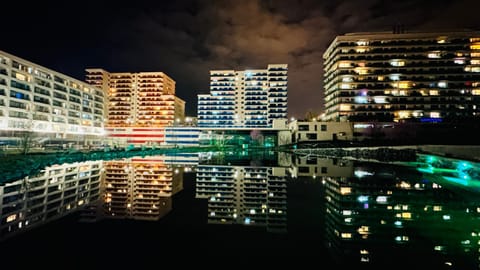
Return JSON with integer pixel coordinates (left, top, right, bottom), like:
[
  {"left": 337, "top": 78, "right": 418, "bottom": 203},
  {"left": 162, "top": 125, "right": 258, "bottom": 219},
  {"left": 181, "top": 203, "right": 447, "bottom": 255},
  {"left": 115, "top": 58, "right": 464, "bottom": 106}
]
[
  {"left": 323, "top": 31, "right": 480, "bottom": 122},
  {"left": 0, "top": 50, "right": 105, "bottom": 147},
  {"left": 198, "top": 64, "right": 288, "bottom": 128},
  {"left": 85, "top": 68, "right": 187, "bottom": 146}
]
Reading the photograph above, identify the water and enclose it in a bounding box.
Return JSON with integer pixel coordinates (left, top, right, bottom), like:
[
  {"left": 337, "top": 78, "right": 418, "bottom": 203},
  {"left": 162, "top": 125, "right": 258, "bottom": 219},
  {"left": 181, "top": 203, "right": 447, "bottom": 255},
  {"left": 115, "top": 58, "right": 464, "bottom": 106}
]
[{"left": 0, "top": 151, "right": 479, "bottom": 269}]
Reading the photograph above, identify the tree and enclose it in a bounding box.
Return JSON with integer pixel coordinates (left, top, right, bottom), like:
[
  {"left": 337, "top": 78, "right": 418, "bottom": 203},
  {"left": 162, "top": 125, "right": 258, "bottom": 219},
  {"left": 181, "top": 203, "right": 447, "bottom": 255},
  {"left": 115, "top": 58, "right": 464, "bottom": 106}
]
[
  {"left": 18, "top": 118, "right": 35, "bottom": 155},
  {"left": 19, "top": 129, "right": 34, "bottom": 155}
]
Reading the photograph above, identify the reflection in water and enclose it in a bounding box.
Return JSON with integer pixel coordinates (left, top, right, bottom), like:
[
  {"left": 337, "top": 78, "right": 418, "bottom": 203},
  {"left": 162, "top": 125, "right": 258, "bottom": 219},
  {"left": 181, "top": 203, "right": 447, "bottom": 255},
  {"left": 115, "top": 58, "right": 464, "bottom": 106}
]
[
  {"left": 0, "top": 160, "right": 103, "bottom": 241},
  {"left": 0, "top": 151, "right": 479, "bottom": 268},
  {"left": 320, "top": 158, "right": 480, "bottom": 268},
  {"left": 83, "top": 157, "right": 184, "bottom": 222},
  {"left": 195, "top": 155, "right": 288, "bottom": 233}
]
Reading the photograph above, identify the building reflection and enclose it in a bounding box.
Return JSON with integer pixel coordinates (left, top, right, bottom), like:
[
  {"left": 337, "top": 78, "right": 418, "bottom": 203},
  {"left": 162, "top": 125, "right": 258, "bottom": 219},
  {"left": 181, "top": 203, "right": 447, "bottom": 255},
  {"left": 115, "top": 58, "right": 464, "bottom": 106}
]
[
  {"left": 195, "top": 152, "right": 288, "bottom": 233},
  {"left": 322, "top": 159, "right": 480, "bottom": 268},
  {"left": 83, "top": 153, "right": 198, "bottom": 222},
  {"left": 0, "top": 160, "right": 103, "bottom": 241},
  {"left": 0, "top": 153, "right": 198, "bottom": 240}
]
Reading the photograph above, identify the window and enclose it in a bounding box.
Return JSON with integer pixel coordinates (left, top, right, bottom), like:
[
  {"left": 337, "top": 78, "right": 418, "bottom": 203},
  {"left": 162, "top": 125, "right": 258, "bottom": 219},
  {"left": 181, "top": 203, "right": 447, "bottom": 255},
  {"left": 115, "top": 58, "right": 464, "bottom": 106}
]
[
  {"left": 321, "top": 125, "right": 327, "bottom": 131},
  {"left": 298, "top": 125, "right": 309, "bottom": 131}
]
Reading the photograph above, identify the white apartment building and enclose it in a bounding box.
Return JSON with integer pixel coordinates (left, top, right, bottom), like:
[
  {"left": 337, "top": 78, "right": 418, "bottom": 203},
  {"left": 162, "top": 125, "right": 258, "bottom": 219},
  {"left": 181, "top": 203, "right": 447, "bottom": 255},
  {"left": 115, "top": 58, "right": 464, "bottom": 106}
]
[
  {"left": 198, "top": 64, "right": 288, "bottom": 128},
  {"left": 0, "top": 50, "right": 106, "bottom": 146}
]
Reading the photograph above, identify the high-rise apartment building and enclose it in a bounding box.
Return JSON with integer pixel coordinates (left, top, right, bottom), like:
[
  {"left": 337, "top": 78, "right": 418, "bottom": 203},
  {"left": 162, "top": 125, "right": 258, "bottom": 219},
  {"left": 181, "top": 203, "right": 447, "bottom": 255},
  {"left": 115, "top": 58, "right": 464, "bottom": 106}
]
[
  {"left": 85, "top": 69, "right": 186, "bottom": 146},
  {"left": 323, "top": 31, "right": 480, "bottom": 122},
  {"left": 0, "top": 50, "right": 105, "bottom": 145},
  {"left": 197, "top": 64, "right": 288, "bottom": 128}
]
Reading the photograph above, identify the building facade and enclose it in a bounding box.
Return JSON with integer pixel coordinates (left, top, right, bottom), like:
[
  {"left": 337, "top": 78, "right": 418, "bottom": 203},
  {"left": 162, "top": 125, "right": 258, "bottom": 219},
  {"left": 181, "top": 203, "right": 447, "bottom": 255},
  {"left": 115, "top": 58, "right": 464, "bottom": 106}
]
[
  {"left": 198, "top": 64, "right": 288, "bottom": 128},
  {"left": 323, "top": 31, "right": 480, "bottom": 122},
  {"left": 289, "top": 120, "right": 354, "bottom": 143},
  {"left": 0, "top": 50, "right": 105, "bottom": 147},
  {"left": 85, "top": 68, "right": 186, "bottom": 146}
]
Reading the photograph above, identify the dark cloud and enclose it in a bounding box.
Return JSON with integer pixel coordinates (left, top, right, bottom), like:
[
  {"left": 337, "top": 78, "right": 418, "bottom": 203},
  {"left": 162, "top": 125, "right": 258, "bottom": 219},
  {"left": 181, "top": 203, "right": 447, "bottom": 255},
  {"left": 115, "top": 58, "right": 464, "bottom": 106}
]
[{"left": 2, "top": 0, "right": 480, "bottom": 117}]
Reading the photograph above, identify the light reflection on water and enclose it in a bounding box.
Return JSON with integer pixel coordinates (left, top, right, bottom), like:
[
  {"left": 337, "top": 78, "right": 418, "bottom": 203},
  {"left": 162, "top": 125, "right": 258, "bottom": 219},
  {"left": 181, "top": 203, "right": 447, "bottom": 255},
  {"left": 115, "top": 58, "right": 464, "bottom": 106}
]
[{"left": 0, "top": 151, "right": 479, "bottom": 268}]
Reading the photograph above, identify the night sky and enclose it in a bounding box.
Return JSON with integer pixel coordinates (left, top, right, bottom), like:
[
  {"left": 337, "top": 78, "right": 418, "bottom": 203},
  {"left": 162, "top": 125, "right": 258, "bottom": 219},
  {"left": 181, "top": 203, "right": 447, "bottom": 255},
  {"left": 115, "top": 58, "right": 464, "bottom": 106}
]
[{"left": 2, "top": 0, "right": 480, "bottom": 117}]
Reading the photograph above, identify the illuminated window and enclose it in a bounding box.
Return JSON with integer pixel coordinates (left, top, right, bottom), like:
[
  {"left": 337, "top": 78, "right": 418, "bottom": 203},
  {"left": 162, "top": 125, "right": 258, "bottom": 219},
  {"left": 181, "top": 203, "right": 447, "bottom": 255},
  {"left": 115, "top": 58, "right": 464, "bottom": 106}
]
[
  {"left": 454, "top": 58, "right": 465, "bottom": 64},
  {"left": 390, "top": 59, "right": 405, "bottom": 67},
  {"left": 433, "top": 205, "right": 442, "bottom": 211},
  {"left": 376, "top": 196, "right": 388, "bottom": 203},
  {"left": 429, "top": 90, "right": 439, "bottom": 96},
  {"left": 430, "top": 112, "right": 441, "bottom": 118},
  {"left": 342, "top": 76, "right": 353, "bottom": 82},
  {"left": 389, "top": 74, "right": 401, "bottom": 81},
  {"left": 354, "top": 67, "right": 369, "bottom": 75},
  {"left": 356, "top": 47, "right": 368, "bottom": 53},
  {"left": 340, "top": 83, "right": 352, "bottom": 89},
  {"left": 471, "top": 59, "right": 480, "bottom": 65},
  {"left": 398, "top": 82, "right": 412, "bottom": 89},
  {"left": 471, "top": 52, "right": 480, "bottom": 57},
  {"left": 6, "top": 214, "right": 16, "bottom": 223},
  {"left": 472, "top": 89, "right": 480, "bottom": 95},
  {"left": 339, "top": 62, "right": 352, "bottom": 68},
  {"left": 401, "top": 212, "right": 412, "bottom": 219},
  {"left": 340, "top": 187, "right": 352, "bottom": 195},
  {"left": 377, "top": 76, "right": 384, "bottom": 81},
  {"left": 470, "top": 43, "right": 480, "bottom": 50},
  {"left": 428, "top": 51, "right": 442, "bottom": 58},
  {"left": 356, "top": 40, "right": 369, "bottom": 46},
  {"left": 438, "top": 81, "right": 448, "bottom": 88},
  {"left": 341, "top": 233, "right": 352, "bottom": 239}
]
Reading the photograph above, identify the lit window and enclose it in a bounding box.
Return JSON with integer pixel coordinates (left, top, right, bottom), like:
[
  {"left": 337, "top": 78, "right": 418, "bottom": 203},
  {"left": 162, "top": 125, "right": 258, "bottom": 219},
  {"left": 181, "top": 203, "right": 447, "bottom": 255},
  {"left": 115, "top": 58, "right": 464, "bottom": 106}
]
[
  {"left": 429, "top": 90, "right": 439, "bottom": 96},
  {"left": 341, "top": 233, "right": 352, "bottom": 239},
  {"left": 356, "top": 48, "right": 368, "bottom": 53},
  {"left": 430, "top": 112, "right": 441, "bottom": 118},
  {"left": 339, "top": 62, "right": 352, "bottom": 68},
  {"left": 6, "top": 214, "right": 16, "bottom": 223},
  {"left": 340, "top": 187, "right": 352, "bottom": 195},
  {"left": 438, "top": 81, "right": 448, "bottom": 88},
  {"left": 340, "top": 83, "right": 352, "bottom": 89},
  {"left": 389, "top": 74, "right": 400, "bottom": 81},
  {"left": 342, "top": 76, "right": 353, "bottom": 82},
  {"left": 428, "top": 51, "right": 442, "bottom": 58},
  {"left": 454, "top": 58, "right": 465, "bottom": 64},
  {"left": 472, "top": 89, "right": 480, "bottom": 95},
  {"left": 470, "top": 43, "right": 480, "bottom": 50},
  {"left": 356, "top": 40, "right": 369, "bottom": 46},
  {"left": 339, "top": 104, "right": 351, "bottom": 111},
  {"left": 354, "top": 67, "right": 369, "bottom": 75},
  {"left": 376, "top": 196, "right": 388, "bottom": 203},
  {"left": 390, "top": 59, "right": 405, "bottom": 67},
  {"left": 401, "top": 212, "right": 412, "bottom": 219},
  {"left": 471, "top": 59, "right": 480, "bottom": 65}
]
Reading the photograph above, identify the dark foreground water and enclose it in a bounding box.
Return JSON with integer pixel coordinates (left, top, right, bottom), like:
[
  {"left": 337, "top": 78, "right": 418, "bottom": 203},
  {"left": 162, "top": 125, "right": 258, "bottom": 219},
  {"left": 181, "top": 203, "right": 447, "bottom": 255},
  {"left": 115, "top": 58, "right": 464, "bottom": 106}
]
[{"left": 0, "top": 151, "right": 479, "bottom": 269}]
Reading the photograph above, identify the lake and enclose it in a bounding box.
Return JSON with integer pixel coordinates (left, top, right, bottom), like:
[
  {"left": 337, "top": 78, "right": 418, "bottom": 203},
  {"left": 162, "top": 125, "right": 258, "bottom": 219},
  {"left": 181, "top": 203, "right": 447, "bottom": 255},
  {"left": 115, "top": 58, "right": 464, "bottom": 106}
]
[{"left": 0, "top": 150, "right": 479, "bottom": 269}]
